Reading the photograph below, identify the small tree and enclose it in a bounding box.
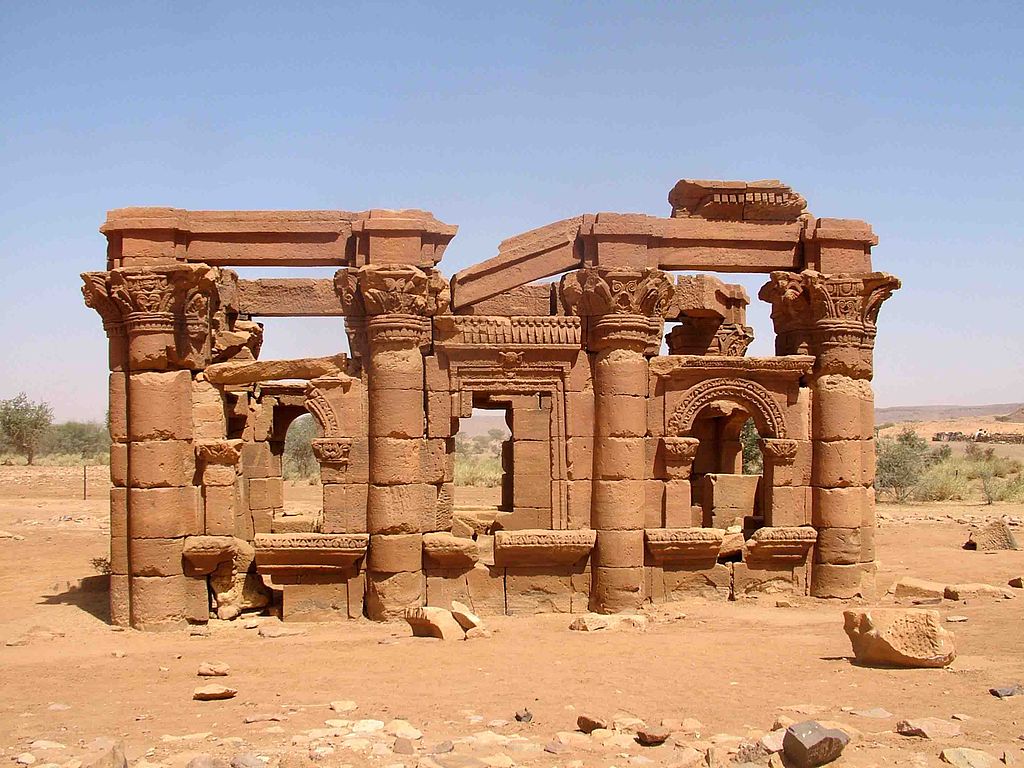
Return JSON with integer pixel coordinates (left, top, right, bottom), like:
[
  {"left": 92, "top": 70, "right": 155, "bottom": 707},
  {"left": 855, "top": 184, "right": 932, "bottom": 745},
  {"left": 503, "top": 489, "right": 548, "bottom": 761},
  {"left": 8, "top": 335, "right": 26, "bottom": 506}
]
[
  {"left": 740, "top": 419, "right": 763, "bottom": 475},
  {"left": 0, "top": 393, "right": 54, "bottom": 465},
  {"left": 876, "top": 427, "right": 928, "bottom": 502}
]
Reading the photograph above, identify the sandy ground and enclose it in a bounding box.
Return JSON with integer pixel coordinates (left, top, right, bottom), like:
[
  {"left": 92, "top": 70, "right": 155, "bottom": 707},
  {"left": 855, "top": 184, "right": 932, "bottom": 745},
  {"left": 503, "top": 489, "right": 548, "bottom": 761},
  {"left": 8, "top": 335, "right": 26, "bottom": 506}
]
[{"left": 2, "top": 467, "right": 1024, "bottom": 767}]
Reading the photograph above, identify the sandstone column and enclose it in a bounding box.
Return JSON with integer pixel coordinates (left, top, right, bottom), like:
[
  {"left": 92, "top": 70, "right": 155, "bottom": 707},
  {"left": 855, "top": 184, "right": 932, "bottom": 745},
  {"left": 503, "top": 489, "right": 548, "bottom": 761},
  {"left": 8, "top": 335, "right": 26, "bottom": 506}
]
[
  {"left": 84, "top": 265, "right": 220, "bottom": 629},
  {"left": 760, "top": 269, "right": 899, "bottom": 598},
  {"left": 336, "top": 265, "right": 449, "bottom": 619},
  {"left": 561, "top": 267, "right": 674, "bottom": 613}
]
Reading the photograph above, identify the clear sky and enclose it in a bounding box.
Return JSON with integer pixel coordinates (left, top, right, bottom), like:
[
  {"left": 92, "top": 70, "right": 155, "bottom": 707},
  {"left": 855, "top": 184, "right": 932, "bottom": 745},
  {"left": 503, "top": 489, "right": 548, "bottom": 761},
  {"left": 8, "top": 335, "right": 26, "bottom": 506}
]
[{"left": 1, "top": 2, "right": 1021, "bottom": 421}]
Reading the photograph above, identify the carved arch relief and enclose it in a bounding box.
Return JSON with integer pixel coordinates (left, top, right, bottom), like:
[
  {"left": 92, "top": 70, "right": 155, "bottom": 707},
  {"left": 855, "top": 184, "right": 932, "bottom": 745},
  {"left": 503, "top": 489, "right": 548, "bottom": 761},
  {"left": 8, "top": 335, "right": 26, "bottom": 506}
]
[{"left": 668, "top": 377, "right": 788, "bottom": 439}]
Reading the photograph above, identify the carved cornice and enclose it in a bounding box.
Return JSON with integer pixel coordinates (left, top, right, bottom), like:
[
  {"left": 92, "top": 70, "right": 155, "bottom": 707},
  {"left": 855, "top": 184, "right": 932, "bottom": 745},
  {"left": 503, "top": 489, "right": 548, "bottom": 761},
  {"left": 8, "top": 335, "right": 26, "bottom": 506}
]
[
  {"left": 311, "top": 437, "right": 352, "bottom": 466},
  {"left": 334, "top": 265, "right": 450, "bottom": 317},
  {"left": 254, "top": 533, "right": 369, "bottom": 575},
  {"left": 743, "top": 526, "right": 817, "bottom": 564},
  {"left": 650, "top": 355, "right": 814, "bottom": 379},
  {"left": 434, "top": 315, "right": 582, "bottom": 347},
  {"left": 644, "top": 527, "right": 724, "bottom": 565},
  {"left": 494, "top": 529, "right": 595, "bottom": 566},
  {"left": 665, "top": 320, "right": 754, "bottom": 357},
  {"left": 662, "top": 436, "right": 700, "bottom": 463}
]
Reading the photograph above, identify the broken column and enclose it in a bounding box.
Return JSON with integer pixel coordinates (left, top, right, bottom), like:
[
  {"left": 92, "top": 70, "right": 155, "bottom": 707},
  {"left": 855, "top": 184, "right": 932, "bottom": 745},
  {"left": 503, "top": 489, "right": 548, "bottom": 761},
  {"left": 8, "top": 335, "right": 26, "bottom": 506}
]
[
  {"left": 562, "top": 266, "right": 675, "bottom": 613},
  {"left": 760, "top": 262, "right": 899, "bottom": 598}
]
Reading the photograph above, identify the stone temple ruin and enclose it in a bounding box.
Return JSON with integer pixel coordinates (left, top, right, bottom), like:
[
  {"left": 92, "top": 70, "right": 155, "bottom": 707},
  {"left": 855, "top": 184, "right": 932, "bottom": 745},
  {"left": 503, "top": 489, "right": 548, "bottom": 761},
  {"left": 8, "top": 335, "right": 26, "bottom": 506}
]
[{"left": 82, "top": 179, "right": 900, "bottom": 630}]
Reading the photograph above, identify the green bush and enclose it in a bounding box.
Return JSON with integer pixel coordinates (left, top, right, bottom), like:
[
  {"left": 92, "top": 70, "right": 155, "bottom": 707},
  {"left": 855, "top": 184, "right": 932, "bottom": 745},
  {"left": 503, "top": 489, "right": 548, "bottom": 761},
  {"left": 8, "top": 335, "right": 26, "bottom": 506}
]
[
  {"left": 876, "top": 427, "right": 928, "bottom": 502},
  {"left": 283, "top": 415, "right": 318, "bottom": 481},
  {"left": 454, "top": 455, "right": 502, "bottom": 487},
  {"left": 912, "top": 461, "right": 969, "bottom": 501}
]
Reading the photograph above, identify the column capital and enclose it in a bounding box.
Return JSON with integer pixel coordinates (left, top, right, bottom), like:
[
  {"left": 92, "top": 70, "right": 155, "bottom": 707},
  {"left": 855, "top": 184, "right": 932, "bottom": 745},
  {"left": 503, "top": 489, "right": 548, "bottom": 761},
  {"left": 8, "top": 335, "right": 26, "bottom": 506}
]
[
  {"left": 758, "top": 269, "right": 900, "bottom": 378},
  {"left": 334, "top": 264, "right": 450, "bottom": 317},
  {"left": 662, "top": 436, "right": 700, "bottom": 479},
  {"left": 82, "top": 264, "right": 227, "bottom": 370},
  {"left": 759, "top": 437, "right": 798, "bottom": 466}
]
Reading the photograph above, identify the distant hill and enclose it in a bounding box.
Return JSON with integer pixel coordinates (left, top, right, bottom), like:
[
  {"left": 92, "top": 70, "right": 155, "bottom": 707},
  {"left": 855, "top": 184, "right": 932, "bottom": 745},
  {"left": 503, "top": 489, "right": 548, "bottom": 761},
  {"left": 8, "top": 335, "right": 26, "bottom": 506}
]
[
  {"left": 1004, "top": 406, "right": 1024, "bottom": 423},
  {"left": 875, "top": 403, "right": 1024, "bottom": 425}
]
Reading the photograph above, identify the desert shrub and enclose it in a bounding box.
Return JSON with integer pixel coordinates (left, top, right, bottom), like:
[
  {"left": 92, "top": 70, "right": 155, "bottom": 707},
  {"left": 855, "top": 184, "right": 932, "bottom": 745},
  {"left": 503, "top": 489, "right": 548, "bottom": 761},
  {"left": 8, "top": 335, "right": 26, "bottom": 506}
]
[
  {"left": 912, "top": 461, "right": 969, "bottom": 501},
  {"left": 283, "top": 415, "right": 318, "bottom": 481},
  {"left": 0, "top": 393, "right": 53, "bottom": 465},
  {"left": 876, "top": 427, "right": 928, "bottom": 502},
  {"left": 454, "top": 455, "right": 502, "bottom": 487},
  {"left": 929, "top": 444, "right": 953, "bottom": 462},
  {"left": 43, "top": 421, "right": 110, "bottom": 461}
]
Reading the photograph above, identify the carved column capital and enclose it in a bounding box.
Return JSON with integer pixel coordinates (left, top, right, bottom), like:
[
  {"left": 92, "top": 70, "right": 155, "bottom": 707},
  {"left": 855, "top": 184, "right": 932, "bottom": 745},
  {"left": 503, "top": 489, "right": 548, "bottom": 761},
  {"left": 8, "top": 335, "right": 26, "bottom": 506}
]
[
  {"left": 758, "top": 270, "right": 900, "bottom": 378},
  {"left": 334, "top": 264, "right": 450, "bottom": 317},
  {"left": 560, "top": 267, "right": 675, "bottom": 353},
  {"left": 662, "top": 436, "right": 700, "bottom": 479},
  {"left": 759, "top": 438, "right": 798, "bottom": 466}
]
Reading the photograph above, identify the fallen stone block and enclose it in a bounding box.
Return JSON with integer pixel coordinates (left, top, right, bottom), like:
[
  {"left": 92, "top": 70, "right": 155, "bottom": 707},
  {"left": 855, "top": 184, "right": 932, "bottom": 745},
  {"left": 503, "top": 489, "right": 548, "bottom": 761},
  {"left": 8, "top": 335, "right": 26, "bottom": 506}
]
[
  {"left": 568, "top": 613, "right": 647, "bottom": 632},
  {"left": 577, "top": 714, "right": 608, "bottom": 733},
  {"left": 895, "top": 717, "right": 961, "bottom": 739},
  {"left": 891, "top": 577, "right": 945, "bottom": 601},
  {"left": 782, "top": 721, "right": 849, "bottom": 767},
  {"left": 944, "top": 583, "right": 1014, "bottom": 600},
  {"left": 843, "top": 609, "right": 956, "bottom": 668},
  {"left": 963, "top": 521, "right": 1018, "bottom": 551},
  {"left": 404, "top": 607, "right": 466, "bottom": 640},
  {"left": 197, "top": 661, "right": 230, "bottom": 677},
  {"left": 940, "top": 747, "right": 999, "bottom": 767},
  {"left": 450, "top": 600, "right": 484, "bottom": 631},
  {"left": 193, "top": 685, "right": 237, "bottom": 701}
]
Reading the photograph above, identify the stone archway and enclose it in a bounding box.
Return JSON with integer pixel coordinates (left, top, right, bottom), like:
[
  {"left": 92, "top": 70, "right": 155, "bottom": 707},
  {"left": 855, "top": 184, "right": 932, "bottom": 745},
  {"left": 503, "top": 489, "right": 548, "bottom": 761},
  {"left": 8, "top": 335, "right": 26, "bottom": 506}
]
[{"left": 668, "top": 378, "right": 788, "bottom": 439}]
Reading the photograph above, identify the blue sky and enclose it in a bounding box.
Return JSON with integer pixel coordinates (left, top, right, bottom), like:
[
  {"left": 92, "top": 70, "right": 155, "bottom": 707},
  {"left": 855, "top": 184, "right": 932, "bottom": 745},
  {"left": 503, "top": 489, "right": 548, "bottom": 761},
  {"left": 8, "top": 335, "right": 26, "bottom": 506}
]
[{"left": 1, "top": 2, "right": 1021, "bottom": 420}]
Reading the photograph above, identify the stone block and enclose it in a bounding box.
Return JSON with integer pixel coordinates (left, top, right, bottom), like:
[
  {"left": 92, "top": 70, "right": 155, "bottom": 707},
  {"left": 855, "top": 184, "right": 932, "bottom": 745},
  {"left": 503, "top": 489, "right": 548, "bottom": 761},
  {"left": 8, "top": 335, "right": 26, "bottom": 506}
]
[
  {"left": 109, "top": 443, "right": 127, "bottom": 487},
  {"left": 109, "top": 573, "right": 130, "bottom": 627},
  {"left": 241, "top": 441, "right": 281, "bottom": 479},
  {"left": 593, "top": 530, "right": 645, "bottom": 568},
  {"left": 812, "top": 487, "right": 867, "bottom": 529},
  {"left": 129, "top": 537, "right": 184, "bottom": 577},
  {"left": 566, "top": 480, "right": 592, "bottom": 529},
  {"left": 664, "top": 480, "right": 699, "bottom": 527},
  {"left": 129, "top": 487, "right": 201, "bottom": 538},
  {"left": 130, "top": 575, "right": 188, "bottom": 630},
  {"left": 129, "top": 371, "right": 194, "bottom": 441},
  {"left": 861, "top": 438, "right": 877, "bottom": 486},
  {"left": 202, "top": 462, "right": 236, "bottom": 487},
  {"left": 812, "top": 375, "right": 873, "bottom": 440},
  {"left": 648, "top": 564, "right": 731, "bottom": 602},
  {"left": 566, "top": 437, "right": 593, "bottom": 480},
  {"left": 203, "top": 485, "right": 236, "bottom": 535},
  {"left": 767, "top": 486, "right": 810, "bottom": 527},
  {"left": 108, "top": 372, "right": 128, "bottom": 442},
  {"left": 733, "top": 562, "right": 806, "bottom": 597},
  {"left": 594, "top": 394, "right": 647, "bottom": 437},
  {"left": 191, "top": 376, "right": 227, "bottom": 440},
  {"left": 365, "top": 570, "right": 424, "bottom": 621},
  {"left": 590, "top": 566, "right": 644, "bottom": 613},
  {"left": 283, "top": 582, "right": 350, "bottom": 622},
  {"left": 367, "top": 483, "right": 433, "bottom": 535},
  {"left": 248, "top": 477, "right": 284, "bottom": 511},
  {"left": 368, "top": 388, "right": 425, "bottom": 438},
  {"left": 594, "top": 353, "right": 649, "bottom": 396},
  {"left": 566, "top": 390, "right": 595, "bottom": 437},
  {"left": 369, "top": 437, "right": 424, "bottom": 484},
  {"left": 369, "top": 533, "right": 423, "bottom": 573},
  {"left": 422, "top": 438, "right": 452, "bottom": 484},
  {"left": 812, "top": 440, "right": 862, "bottom": 488},
  {"left": 594, "top": 436, "right": 646, "bottom": 480},
  {"left": 592, "top": 480, "right": 645, "bottom": 530},
  {"left": 644, "top": 479, "right": 664, "bottom": 529},
  {"left": 815, "top": 527, "right": 862, "bottom": 565},
  {"left": 505, "top": 567, "right": 573, "bottom": 614},
  {"left": 128, "top": 440, "right": 195, "bottom": 488},
  {"left": 512, "top": 439, "right": 550, "bottom": 477},
  {"left": 426, "top": 391, "right": 455, "bottom": 438},
  {"left": 811, "top": 562, "right": 875, "bottom": 599},
  {"left": 513, "top": 409, "right": 550, "bottom": 440},
  {"left": 702, "top": 473, "right": 760, "bottom": 510}
]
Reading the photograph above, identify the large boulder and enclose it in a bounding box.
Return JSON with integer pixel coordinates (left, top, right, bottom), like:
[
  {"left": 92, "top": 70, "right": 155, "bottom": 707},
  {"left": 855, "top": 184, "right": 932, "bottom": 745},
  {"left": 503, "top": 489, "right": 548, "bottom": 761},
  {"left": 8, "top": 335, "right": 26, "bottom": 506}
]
[{"left": 843, "top": 609, "right": 956, "bottom": 668}]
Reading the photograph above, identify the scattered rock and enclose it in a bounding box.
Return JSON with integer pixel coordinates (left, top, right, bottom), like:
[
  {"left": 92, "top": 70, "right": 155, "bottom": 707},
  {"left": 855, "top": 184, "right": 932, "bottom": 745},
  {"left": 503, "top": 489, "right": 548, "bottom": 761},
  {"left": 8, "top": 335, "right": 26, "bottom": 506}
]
[
  {"left": 1009, "top": 577, "right": 1023, "bottom": 589},
  {"left": 636, "top": 726, "right": 670, "bottom": 746},
  {"left": 185, "top": 756, "right": 229, "bottom": 768},
  {"left": 82, "top": 742, "right": 127, "bottom": 768},
  {"left": 577, "top": 714, "right": 608, "bottom": 733},
  {"left": 431, "top": 741, "right": 455, "bottom": 754},
  {"left": 229, "top": 754, "right": 264, "bottom": 768},
  {"left": 243, "top": 714, "right": 283, "bottom": 723},
  {"left": 29, "top": 742, "right": 65, "bottom": 751},
  {"left": 780, "top": 704, "right": 826, "bottom": 716},
  {"left": 568, "top": 614, "right": 647, "bottom": 632},
  {"left": 15, "top": 755, "right": 37, "bottom": 766},
  {"left": 404, "top": 607, "right": 465, "bottom": 640},
  {"left": 543, "top": 742, "right": 570, "bottom": 755},
  {"left": 951, "top": 713, "right": 971, "bottom": 721},
  {"left": 197, "top": 661, "right": 230, "bottom": 677},
  {"left": 672, "top": 747, "right": 705, "bottom": 767},
  {"left": 964, "top": 521, "right": 1019, "bottom": 551},
  {"left": 450, "top": 601, "right": 483, "bottom": 631},
  {"left": 945, "top": 583, "right": 1014, "bottom": 600},
  {"left": 330, "top": 700, "right": 357, "bottom": 712},
  {"left": 192, "top": 684, "right": 237, "bottom": 701},
  {"left": 760, "top": 729, "right": 786, "bottom": 753},
  {"left": 940, "top": 747, "right": 999, "bottom": 768},
  {"left": 514, "top": 708, "right": 532, "bottom": 723},
  {"left": 612, "top": 712, "right": 646, "bottom": 733},
  {"left": 892, "top": 577, "right": 946, "bottom": 601},
  {"left": 775, "top": 599, "right": 796, "bottom": 608},
  {"left": 896, "top": 717, "right": 961, "bottom": 739},
  {"left": 393, "top": 738, "right": 417, "bottom": 755},
  {"left": 257, "top": 624, "right": 306, "bottom": 639},
  {"left": 465, "top": 627, "right": 492, "bottom": 640},
  {"left": 384, "top": 719, "right": 422, "bottom": 740},
  {"left": 947, "top": 616, "right": 969, "bottom": 623},
  {"left": 843, "top": 609, "right": 956, "bottom": 668},
  {"left": 850, "top": 707, "right": 892, "bottom": 719},
  {"left": 735, "top": 740, "right": 771, "bottom": 762},
  {"left": 782, "top": 721, "right": 849, "bottom": 767},
  {"left": 47, "top": 703, "right": 70, "bottom": 711},
  {"left": 990, "top": 684, "right": 1024, "bottom": 698}
]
